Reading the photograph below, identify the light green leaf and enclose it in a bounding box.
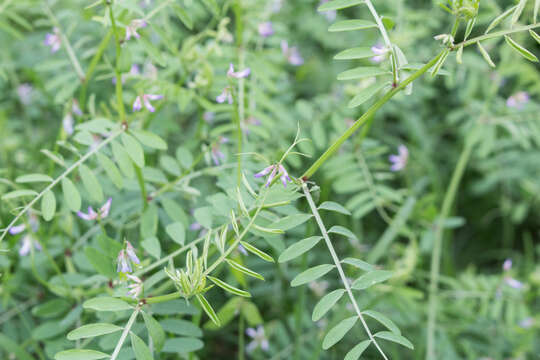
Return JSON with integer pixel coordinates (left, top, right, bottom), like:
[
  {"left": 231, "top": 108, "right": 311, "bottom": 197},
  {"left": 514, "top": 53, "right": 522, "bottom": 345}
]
[
  {"left": 85, "top": 247, "right": 115, "bottom": 278},
  {"left": 348, "top": 82, "right": 387, "bottom": 108},
  {"left": 172, "top": 4, "right": 193, "bottom": 29},
  {"left": 160, "top": 155, "right": 181, "bottom": 176},
  {"left": 208, "top": 276, "right": 251, "bottom": 297},
  {"left": 130, "top": 332, "right": 153, "bottom": 360},
  {"left": 318, "top": 0, "right": 363, "bottom": 11},
  {"left": 504, "top": 35, "right": 539, "bottom": 62},
  {"left": 140, "top": 204, "right": 158, "bottom": 238},
  {"left": 328, "top": 225, "right": 358, "bottom": 240},
  {"left": 291, "top": 264, "right": 335, "bottom": 287},
  {"left": 226, "top": 259, "right": 264, "bottom": 280},
  {"left": 374, "top": 331, "right": 414, "bottom": 349},
  {"left": 511, "top": 0, "right": 528, "bottom": 25},
  {"left": 79, "top": 164, "right": 103, "bottom": 203},
  {"left": 121, "top": 133, "right": 145, "bottom": 168},
  {"left": 142, "top": 311, "right": 165, "bottom": 352},
  {"left": 312, "top": 289, "right": 346, "bottom": 321},
  {"left": 41, "top": 190, "right": 56, "bottom": 221},
  {"left": 351, "top": 270, "right": 393, "bottom": 290},
  {"left": 62, "top": 178, "right": 81, "bottom": 212},
  {"left": 166, "top": 222, "right": 185, "bottom": 245},
  {"left": 270, "top": 213, "right": 312, "bottom": 231},
  {"left": 344, "top": 340, "right": 371, "bottom": 360},
  {"left": 161, "top": 319, "right": 202, "bottom": 337},
  {"left": 530, "top": 29, "right": 540, "bottom": 44},
  {"left": 328, "top": 20, "right": 377, "bottom": 32},
  {"left": 477, "top": 42, "right": 496, "bottom": 68},
  {"left": 2, "top": 189, "right": 38, "bottom": 200},
  {"left": 337, "top": 67, "right": 390, "bottom": 81},
  {"left": 54, "top": 349, "right": 110, "bottom": 360},
  {"left": 278, "top": 236, "right": 322, "bottom": 263},
  {"left": 132, "top": 129, "right": 167, "bottom": 150},
  {"left": 138, "top": 36, "right": 166, "bottom": 67},
  {"left": 318, "top": 201, "right": 351, "bottom": 215},
  {"left": 162, "top": 337, "right": 204, "bottom": 354},
  {"left": 239, "top": 241, "right": 274, "bottom": 262},
  {"left": 176, "top": 147, "right": 193, "bottom": 169},
  {"left": 111, "top": 140, "right": 134, "bottom": 178},
  {"left": 196, "top": 294, "right": 220, "bottom": 326},
  {"left": 97, "top": 153, "right": 123, "bottom": 189},
  {"left": 201, "top": 0, "right": 219, "bottom": 15},
  {"left": 341, "top": 258, "right": 375, "bottom": 271},
  {"left": 334, "top": 47, "right": 374, "bottom": 60},
  {"left": 0, "top": 334, "right": 34, "bottom": 360},
  {"left": 67, "top": 323, "right": 122, "bottom": 340},
  {"left": 363, "top": 310, "right": 400, "bottom": 334},
  {"left": 141, "top": 236, "right": 161, "bottom": 259},
  {"left": 485, "top": 5, "right": 516, "bottom": 33},
  {"left": 15, "top": 173, "right": 52, "bottom": 183},
  {"left": 83, "top": 297, "right": 132, "bottom": 312},
  {"left": 322, "top": 316, "right": 358, "bottom": 349},
  {"left": 241, "top": 301, "right": 263, "bottom": 326}
]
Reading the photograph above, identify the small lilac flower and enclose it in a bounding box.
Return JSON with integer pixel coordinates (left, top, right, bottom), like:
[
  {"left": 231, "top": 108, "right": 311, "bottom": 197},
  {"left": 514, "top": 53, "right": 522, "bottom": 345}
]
[
  {"left": 246, "top": 326, "right": 269, "bottom": 353},
  {"left": 319, "top": 1, "right": 337, "bottom": 21},
  {"left": 389, "top": 145, "right": 408, "bottom": 172},
  {"left": 125, "top": 241, "right": 140, "bottom": 265},
  {"left": 126, "top": 274, "right": 143, "bottom": 298},
  {"left": 190, "top": 222, "right": 202, "bottom": 231},
  {"left": 63, "top": 113, "right": 74, "bottom": 135},
  {"left": 227, "top": 63, "right": 251, "bottom": 79},
  {"left": 203, "top": 111, "right": 215, "bottom": 123},
  {"left": 77, "top": 198, "right": 112, "bottom": 221},
  {"left": 130, "top": 64, "right": 141, "bottom": 76},
  {"left": 519, "top": 317, "right": 534, "bottom": 329},
  {"left": 371, "top": 45, "right": 387, "bottom": 63},
  {"left": 133, "top": 94, "right": 163, "bottom": 112},
  {"left": 504, "top": 277, "right": 524, "bottom": 289},
  {"left": 17, "top": 83, "right": 33, "bottom": 105},
  {"left": 44, "top": 28, "right": 61, "bottom": 53},
  {"left": 125, "top": 19, "right": 147, "bottom": 41},
  {"left": 9, "top": 224, "right": 27, "bottom": 235},
  {"left": 216, "top": 86, "right": 233, "bottom": 104},
  {"left": 19, "top": 235, "right": 42, "bottom": 256},
  {"left": 506, "top": 91, "right": 530, "bottom": 109},
  {"left": 254, "top": 164, "right": 292, "bottom": 188},
  {"left": 503, "top": 259, "right": 512, "bottom": 271},
  {"left": 211, "top": 137, "right": 228, "bottom": 165},
  {"left": 281, "top": 41, "right": 304, "bottom": 66},
  {"left": 258, "top": 22, "right": 274, "bottom": 37},
  {"left": 116, "top": 249, "right": 132, "bottom": 273},
  {"left": 238, "top": 244, "right": 248, "bottom": 256},
  {"left": 72, "top": 99, "right": 82, "bottom": 116}
]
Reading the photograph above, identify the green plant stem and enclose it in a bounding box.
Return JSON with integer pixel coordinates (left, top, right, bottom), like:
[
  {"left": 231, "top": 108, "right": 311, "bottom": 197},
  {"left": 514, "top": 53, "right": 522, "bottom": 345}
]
[
  {"left": 425, "top": 138, "right": 474, "bottom": 360},
  {"left": 238, "top": 310, "right": 245, "bottom": 360},
  {"left": 302, "top": 51, "right": 445, "bottom": 180},
  {"left": 108, "top": 0, "right": 125, "bottom": 123},
  {"left": 111, "top": 306, "right": 140, "bottom": 360},
  {"left": 134, "top": 165, "right": 147, "bottom": 210},
  {"left": 455, "top": 23, "right": 540, "bottom": 48},
  {"left": 80, "top": 29, "right": 113, "bottom": 110},
  {"left": 0, "top": 130, "right": 123, "bottom": 245},
  {"left": 302, "top": 182, "right": 388, "bottom": 360}
]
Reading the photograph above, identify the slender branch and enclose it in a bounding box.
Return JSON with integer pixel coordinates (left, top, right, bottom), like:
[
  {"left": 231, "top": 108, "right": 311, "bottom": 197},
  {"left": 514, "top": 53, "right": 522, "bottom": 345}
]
[
  {"left": 107, "top": 0, "right": 126, "bottom": 123},
  {"left": 0, "top": 130, "right": 123, "bottom": 244},
  {"left": 110, "top": 307, "right": 140, "bottom": 360},
  {"left": 302, "top": 182, "right": 388, "bottom": 360},
  {"left": 80, "top": 29, "right": 113, "bottom": 110},
  {"left": 455, "top": 23, "right": 540, "bottom": 48}
]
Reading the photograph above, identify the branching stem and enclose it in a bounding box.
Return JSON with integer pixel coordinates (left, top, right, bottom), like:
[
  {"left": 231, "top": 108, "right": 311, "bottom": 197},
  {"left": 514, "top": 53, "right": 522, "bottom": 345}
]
[{"left": 110, "top": 306, "right": 140, "bottom": 360}]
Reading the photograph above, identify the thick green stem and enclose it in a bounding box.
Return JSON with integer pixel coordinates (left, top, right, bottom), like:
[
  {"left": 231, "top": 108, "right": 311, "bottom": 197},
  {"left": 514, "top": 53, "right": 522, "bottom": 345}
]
[
  {"left": 425, "top": 138, "right": 474, "bottom": 360},
  {"left": 108, "top": 1, "right": 125, "bottom": 123}
]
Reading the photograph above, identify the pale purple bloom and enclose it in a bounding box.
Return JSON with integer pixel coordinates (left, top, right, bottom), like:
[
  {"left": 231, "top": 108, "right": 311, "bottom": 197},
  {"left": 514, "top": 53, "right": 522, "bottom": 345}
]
[
  {"left": 319, "top": 1, "right": 337, "bottom": 21},
  {"left": 308, "top": 280, "right": 329, "bottom": 297},
  {"left": 371, "top": 45, "right": 387, "bottom": 63},
  {"left": 258, "top": 22, "right": 274, "bottom": 37},
  {"left": 190, "top": 222, "right": 202, "bottom": 231},
  {"left": 17, "top": 83, "right": 33, "bottom": 105},
  {"left": 203, "top": 111, "right": 215, "bottom": 123},
  {"left": 19, "top": 235, "right": 42, "bottom": 256},
  {"left": 125, "top": 19, "right": 147, "bottom": 41},
  {"left": 116, "top": 249, "right": 132, "bottom": 273},
  {"left": 503, "top": 259, "right": 512, "bottom": 271},
  {"left": 63, "top": 113, "right": 74, "bottom": 135},
  {"left": 227, "top": 63, "right": 251, "bottom": 79},
  {"left": 389, "top": 145, "right": 408, "bottom": 172},
  {"left": 126, "top": 241, "right": 140, "bottom": 265},
  {"left": 246, "top": 326, "right": 269, "bottom": 352},
  {"left": 77, "top": 198, "right": 112, "bottom": 221},
  {"left": 44, "top": 28, "right": 61, "bottom": 53},
  {"left": 506, "top": 91, "right": 530, "bottom": 109},
  {"left": 519, "top": 317, "right": 534, "bottom": 329},
  {"left": 281, "top": 41, "right": 304, "bottom": 66},
  {"left": 211, "top": 148, "right": 225, "bottom": 165},
  {"left": 112, "top": 64, "right": 141, "bottom": 85},
  {"left": 216, "top": 86, "right": 233, "bottom": 104},
  {"left": 126, "top": 274, "right": 143, "bottom": 298},
  {"left": 72, "top": 99, "right": 82, "bottom": 116},
  {"left": 9, "top": 224, "right": 27, "bottom": 235},
  {"left": 504, "top": 277, "right": 524, "bottom": 289},
  {"left": 238, "top": 244, "right": 248, "bottom": 255},
  {"left": 133, "top": 94, "right": 163, "bottom": 112},
  {"left": 254, "top": 164, "right": 292, "bottom": 188},
  {"left": 9, "top": 213, "right": 39, "bottom": 236}
]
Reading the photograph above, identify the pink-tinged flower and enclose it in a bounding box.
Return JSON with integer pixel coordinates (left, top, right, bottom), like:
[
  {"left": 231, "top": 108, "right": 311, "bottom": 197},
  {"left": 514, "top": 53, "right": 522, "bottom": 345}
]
[
  {"left": 9, "top": 224, "right": 27, "bottom": 235},
  {"left": 126, "top": 274, "right": 143, "bottom": 298},
  {"left": 506, "top": 91, "right": 530, "bottom": 109},
  {"left": 319, "top": 1, "right": 337, "bottom": 21},
  {"left": 19, "top": 235, "right": 42, "bottom": 256},
  {"left": 503, "top": 259, "right": 512, "bottom": 271},
  {"left": 254, "top": 164, "right": 292, "bottom": 188},
  {"left": 17, "top": 83, "right": 33, "bottom": 105},
  {"left": 216, "top": 86, "right": 233, "bottom": 104},
  {"left": 63, "top": 113, "right": 74, "bottom": 135},
  {"left": 371, "top": 45, "right": 387, "bottom": 63},
  {"left": 125, "top": 241, "right": 140, "bottom": 265},
  {"left": 258, "top": 22, "right": 274, "bottom": 37},
  {"left": 72, "top": 99, "right": 82, "bottom": 116},
  {"left": 116, "top": 249, "right": 132, "bottom": 273},
  {"left": 44, "top": 28, "right": 61, "bottom": 53},
  {"left": 227, "top": 63, "right": 251, "bottom": 79},
  {"left": 133, "top": 94, "right": 163, "bottom": 112},
  {"left": 389, "top": 145, "right": 408, "bottom": 172},
  {"left": 246, "top": 326, "right": 269, "bottom": 353},
  {"left": 504, "top": 277, "right": 524, "bottom": 289},
  {"left": 125, "top": 19, "right": 147, "bottom": 41},
  {"left": 281, "top": 41, "right": 304, "bottom": 66},
  {"left": 77, "top": 198, "right": 112, "bottom": 221},
  {"left": 211, "top": 137, "right": 228, "bottom": 165}
]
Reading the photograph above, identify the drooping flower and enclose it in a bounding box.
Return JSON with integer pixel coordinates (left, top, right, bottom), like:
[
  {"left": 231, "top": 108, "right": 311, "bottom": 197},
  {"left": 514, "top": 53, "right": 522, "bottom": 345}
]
[
  {"left": 506, "top": 91, "right": 530, "bottom": 109},
  {"left": 63, "top": 113, "right": 74, "bottom": 135},
  {"left": 19, "top": 235, "right": 42, "bottom": 256},
  {"left": 211, "top": 137, "right": 228, "bottom": 165},
  {"left": 125, "top": 19, "right": 147, "bottom": 41},
  {"left": 281, "top": 41, "right": 304, "bottom": 66},
  {"left": 519, "top": 317, "right": 534, "bottom": 329},
  {"left": 72, "top": 99, "right": 83, "bottom": 116},
  {"left": 9, "top": 213, "right": 39, "bottom": 236},
  {"left": 389, "top": 145, "right": 408, "bottom": 172},
  {"left": 125, "top": 241, "right": 140, "bottom": 265},
  {"left": 258, "top": 22, "right": 274, "bottom": 37},
  {"left": 238, "top": 244, "right": 248, "bottom": 256},
  {"left": 246, "top": 326, "right": 269, "bottom": 353},
  {"left": 371, "top": 44, "right": 387, "bottom": 63},
  {"left": 254, "top": 164, "right": 292, "bottom": 188},
  {"left": 133, "top": 94, "right": 163, "bottom": 112},
  {"left": 126, "top": 274, "right": 143, "bottom": 298},
  {"left": 227, "top": 63, "right": 251, "bottom": 79},
  {"left": 77, "top": 198, "right": 112, "bottom": 221},
  {"left": 44, "top": 27, "right": 61, "bottom": 53},
  {"left": 116, "top": 249, "right": 132, "bottom": 273},
  {"left": 504, "top": 277, "right": 524, "bottom": 289},
  {"left": 9, "top": 224, "right": 27, "bottom": 235},
  {"left": 17, "top": 83, "right": 33, "bottom": 105},
  {"left": 503, "top": 259, "right": 512, "bottom": 271},
  {"left": 216, "top": 86, "right": 233, "bottom": 104}
]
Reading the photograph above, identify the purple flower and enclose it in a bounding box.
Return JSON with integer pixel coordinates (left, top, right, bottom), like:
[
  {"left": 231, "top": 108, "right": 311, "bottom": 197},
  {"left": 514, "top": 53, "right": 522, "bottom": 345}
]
[
  {"left": 126, "top": 274, "right": 143, "bottom": 298},
  {"left": 126, "top": 241, "right": 140, "bottom": 265},
  {"left": 216, "top": 86, "right": 233, "bottom": 104},
  {"left": 504, "top": 277, "right": 524, "bottom": 289},
  {"left": 254, "top": 164, "right": 292, "bottom": 188},
  {"left": 77, "top": 198, "right": 112, "bottom": 221},
  {"left": 506, "top": 91, "right": 530, "bottom": 109},
  {"left": 9, "top": 224, "right": 27, "bottom": 235},
  {"left": 116, "top": 250, "right": 132, "bottom": 273},
  {"left": 238, "top": 244, "right": 248, "bottom": 255},
  {"left": 72, "top": 99, "right": 83, "bottom": 116},
  {"left": 17, "top": 83, "right": 33, "bottom": 105},
  {"left": 133, "top": 94, "right": 163, "bottom": 112},
  {"left": 19, "top": 235, "right": 42, "bottom": 256},
  {"left": 190, "top": 222, "right": 202, "bottom": 231},
  {"left": 203, "top": 111, "right": 215, "bottom": 123},
  {"left": 389, "top": 145, "right": 408, "bottom": 172},
  {"left": 227, "top": 63, "right": 251, "bottom": 79},
  {"left": 503, "top": 259, "right": 512, "bottom": 271},
  {"left": 519, "top": 317, "right": 534, "bottom": 329},
  {"left": 371, "top": 45, "right": 387, "bottom": 63},
  {"left": 246, "top": 326, "right": 269, "bottom": 353},
  {"left": 319, "top": 1, "right": 337, "bottom": 21},
  {"left": 258, "top": 22, "right": 274, "bottom": 37},
  {"left": 125, "top": 19, "right": 147, "bottom": 41},
  {"left": 44, "top": 28, "right": 61, "bottom": 53},
  {"left": 281, "top": 41, "right": 304, "bottom": 66},
  {"left": 63, "top": 113, "right": 74, "bottom": 135}
]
